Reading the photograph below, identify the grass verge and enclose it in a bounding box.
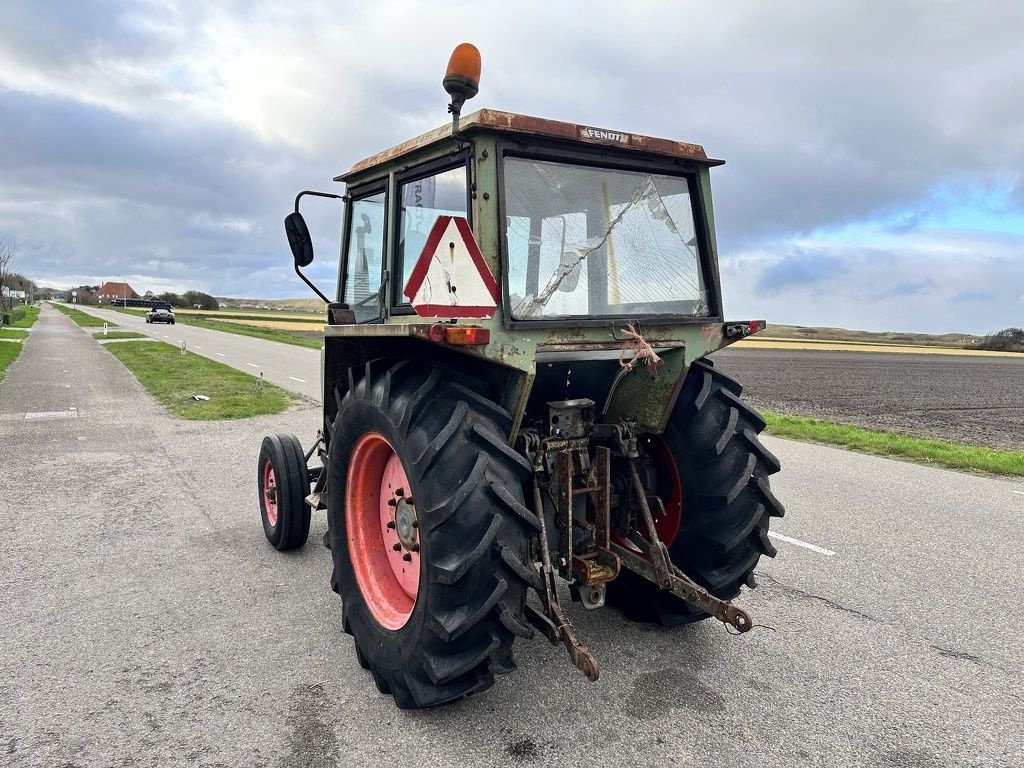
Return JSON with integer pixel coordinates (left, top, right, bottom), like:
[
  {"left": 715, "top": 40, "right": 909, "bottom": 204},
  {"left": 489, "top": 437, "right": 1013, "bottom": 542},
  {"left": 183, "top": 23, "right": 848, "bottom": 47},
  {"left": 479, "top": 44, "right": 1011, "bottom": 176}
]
[
  {"left": 93, "top": 331, "right": 146, "bottom": 340},
  {"left": 0, "top": 328, "right": 29, "bottom": 340},
  {"left": 763, "top": 412, "right": 1024, "bottom": 477},
  {"left": 106, "top": 305, "right": 321, "bottom": 348},
  {"left": 5, "top": 305, "right": 41, "bottom": 328},
  {"left": 105, "top": 341, "right": 295, "bottom": 419},
  {"left": 105, "top": 341, "right": 296, "bottom": 419},
  {"left": 0, "top": 341, "right": 22, "bottom": 383},
  {"left": 52, "top": 303, "right": 117, "bottom": 328},
  {"left": 176, "top": 315, "right": 322, "bottom": 348}
]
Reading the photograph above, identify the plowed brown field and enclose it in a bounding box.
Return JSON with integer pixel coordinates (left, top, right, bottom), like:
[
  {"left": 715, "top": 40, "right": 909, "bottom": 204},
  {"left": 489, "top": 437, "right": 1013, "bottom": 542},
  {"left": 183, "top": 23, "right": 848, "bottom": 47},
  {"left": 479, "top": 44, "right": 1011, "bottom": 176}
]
[{"left": 711, "top": 348, "right": 1024, "bottom": 451}]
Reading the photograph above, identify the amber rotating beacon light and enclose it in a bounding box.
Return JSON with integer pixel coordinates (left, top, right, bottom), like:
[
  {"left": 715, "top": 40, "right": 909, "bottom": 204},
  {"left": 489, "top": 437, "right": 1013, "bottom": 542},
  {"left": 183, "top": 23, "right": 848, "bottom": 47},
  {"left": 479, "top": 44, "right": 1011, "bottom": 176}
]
[{"left": 443, "top": 43, "right": 481, "bottom": 135}]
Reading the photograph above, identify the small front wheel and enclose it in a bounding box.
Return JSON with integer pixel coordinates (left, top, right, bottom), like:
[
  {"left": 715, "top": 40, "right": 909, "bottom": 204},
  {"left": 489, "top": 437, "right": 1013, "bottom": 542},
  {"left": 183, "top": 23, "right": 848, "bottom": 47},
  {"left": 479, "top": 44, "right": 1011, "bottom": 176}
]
[{"left": 258, "top": 434, "right": 311, "bottom": 551}]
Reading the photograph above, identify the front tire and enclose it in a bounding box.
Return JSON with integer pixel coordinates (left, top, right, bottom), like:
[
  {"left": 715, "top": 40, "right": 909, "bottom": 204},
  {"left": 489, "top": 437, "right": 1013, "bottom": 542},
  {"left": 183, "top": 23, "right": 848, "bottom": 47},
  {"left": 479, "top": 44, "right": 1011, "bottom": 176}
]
[
  {"left": 327, "top": 362, "right": 540, "bottom": 708},
  {"left": 258, "top": 434, "right": 312, "bottom": 551},
  {"left": 607, "top": 358, "right": 784, "bottom": 625}
]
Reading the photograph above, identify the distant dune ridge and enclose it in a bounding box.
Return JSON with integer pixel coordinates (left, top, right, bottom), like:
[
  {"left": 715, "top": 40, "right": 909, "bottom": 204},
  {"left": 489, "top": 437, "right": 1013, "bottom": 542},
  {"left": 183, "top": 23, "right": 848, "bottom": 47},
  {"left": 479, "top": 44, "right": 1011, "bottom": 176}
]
[
  {"left": 211, "top": 300, "right": 1000, "bottom": 350},
  {"left": 216, "top": 297, "right": 326, "bottom": 313}
]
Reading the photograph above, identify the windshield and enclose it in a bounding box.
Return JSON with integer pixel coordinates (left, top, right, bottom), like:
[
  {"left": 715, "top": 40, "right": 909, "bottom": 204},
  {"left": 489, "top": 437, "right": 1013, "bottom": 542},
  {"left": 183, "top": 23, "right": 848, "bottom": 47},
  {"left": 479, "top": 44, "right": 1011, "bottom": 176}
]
[{"left": 503, "top": 157, "right": 710, "bottom": 320}]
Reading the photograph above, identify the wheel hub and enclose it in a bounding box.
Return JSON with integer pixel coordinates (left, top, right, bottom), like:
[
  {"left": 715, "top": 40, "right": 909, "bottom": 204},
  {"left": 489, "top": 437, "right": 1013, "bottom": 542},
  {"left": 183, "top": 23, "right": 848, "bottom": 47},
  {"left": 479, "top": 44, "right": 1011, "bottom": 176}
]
[
  {"left": 393, "top": 497, "right": 418, "bottom": 550},
  {"left": 262, "top": 462, "right": 279, "bottom": 527},
  {"left": 345, "top": 433, "right": 420, "bottom": 630}
]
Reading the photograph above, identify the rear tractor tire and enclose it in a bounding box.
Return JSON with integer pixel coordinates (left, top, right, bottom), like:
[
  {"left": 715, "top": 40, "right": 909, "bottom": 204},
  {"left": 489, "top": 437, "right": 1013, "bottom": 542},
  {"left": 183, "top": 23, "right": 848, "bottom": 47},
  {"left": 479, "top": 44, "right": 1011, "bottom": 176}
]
[
  {"left": 327, "top": 362, "right": 539, "bottom": 709},
  {"left": 607, "top": 358, "right": 784, "bottom": 625},
  {"left": 258, "top": 433, "right": 312, "bottom": 551}
]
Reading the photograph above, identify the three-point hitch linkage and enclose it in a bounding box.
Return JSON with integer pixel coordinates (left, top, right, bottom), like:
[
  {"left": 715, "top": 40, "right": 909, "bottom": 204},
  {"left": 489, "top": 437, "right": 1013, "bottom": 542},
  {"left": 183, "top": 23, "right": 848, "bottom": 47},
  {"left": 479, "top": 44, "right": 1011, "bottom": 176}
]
[{"left": 517, "top": 398, "right": 753, "bottom": 681}]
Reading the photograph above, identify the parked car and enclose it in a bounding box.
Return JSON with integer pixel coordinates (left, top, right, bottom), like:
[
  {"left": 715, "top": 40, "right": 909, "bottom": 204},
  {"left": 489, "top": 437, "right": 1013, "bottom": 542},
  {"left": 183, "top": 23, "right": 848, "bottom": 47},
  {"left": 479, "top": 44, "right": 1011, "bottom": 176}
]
[{"left": 146, "top": 307, "right": 175, "bottom": 324}]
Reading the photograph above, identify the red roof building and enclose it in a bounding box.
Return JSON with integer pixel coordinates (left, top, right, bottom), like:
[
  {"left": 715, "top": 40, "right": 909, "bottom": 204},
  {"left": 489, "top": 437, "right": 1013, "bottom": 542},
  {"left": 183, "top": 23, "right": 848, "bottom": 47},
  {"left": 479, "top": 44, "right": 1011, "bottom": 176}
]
[{"left": 98, "top": 282, "right": 139, "bottom": 303}]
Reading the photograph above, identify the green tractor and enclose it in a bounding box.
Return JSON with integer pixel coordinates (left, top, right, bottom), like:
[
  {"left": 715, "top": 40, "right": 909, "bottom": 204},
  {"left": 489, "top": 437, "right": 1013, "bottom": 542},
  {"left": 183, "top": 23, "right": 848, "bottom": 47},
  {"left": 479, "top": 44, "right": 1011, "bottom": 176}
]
[{"left": 257, "top": 44, "right": 783, "bottom": 708}]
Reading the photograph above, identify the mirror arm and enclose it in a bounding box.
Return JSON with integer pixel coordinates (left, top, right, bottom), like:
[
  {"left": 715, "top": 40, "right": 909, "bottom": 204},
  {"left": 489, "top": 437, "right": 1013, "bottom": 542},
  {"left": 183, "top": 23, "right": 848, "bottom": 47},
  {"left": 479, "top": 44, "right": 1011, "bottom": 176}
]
[
  {"left": 294, "top": 190, "right": 343, "bottom": 213},
  {"left": 293, "top": 261, "right": 332, "bottom": 304},
  {"left": 291, "top": 190, "right": 345, "bottom": 303}
]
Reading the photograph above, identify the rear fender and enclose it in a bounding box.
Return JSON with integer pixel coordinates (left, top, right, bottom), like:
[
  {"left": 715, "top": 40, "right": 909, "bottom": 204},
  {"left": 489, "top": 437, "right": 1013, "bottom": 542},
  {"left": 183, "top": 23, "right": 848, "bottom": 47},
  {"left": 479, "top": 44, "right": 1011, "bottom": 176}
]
[{"left": 322, "top": 336, "right": 528, "bottom": 443}]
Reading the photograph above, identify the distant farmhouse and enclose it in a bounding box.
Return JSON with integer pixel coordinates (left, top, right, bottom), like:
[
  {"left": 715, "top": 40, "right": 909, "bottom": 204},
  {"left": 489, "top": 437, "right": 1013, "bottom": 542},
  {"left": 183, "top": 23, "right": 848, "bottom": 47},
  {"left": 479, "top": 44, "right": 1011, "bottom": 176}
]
[
  {"left": 1, "top": 286, "right": 27, "bottom": 301},
  {"left": 98, "top": 281, "right": 139, "bottom": 304}
]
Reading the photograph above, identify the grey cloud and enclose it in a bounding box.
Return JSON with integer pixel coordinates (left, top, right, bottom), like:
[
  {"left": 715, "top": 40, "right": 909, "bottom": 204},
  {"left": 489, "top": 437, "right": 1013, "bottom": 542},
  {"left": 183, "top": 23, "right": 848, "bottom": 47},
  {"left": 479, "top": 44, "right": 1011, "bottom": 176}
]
[
  {"left": 722, "top": 236, "right": 1024, "bottom": 334},
  {"left": 0, "top": 0, "right": 1022, "bottom": 328},
  {"left": 754, "top": 250, "right": 849, "bottom": 295},
  {"left": 878, "top": 279, "right": 938, "bottom": 299},
  {"left": 951, "top": 290, "right": 996, "bottom": 303}
]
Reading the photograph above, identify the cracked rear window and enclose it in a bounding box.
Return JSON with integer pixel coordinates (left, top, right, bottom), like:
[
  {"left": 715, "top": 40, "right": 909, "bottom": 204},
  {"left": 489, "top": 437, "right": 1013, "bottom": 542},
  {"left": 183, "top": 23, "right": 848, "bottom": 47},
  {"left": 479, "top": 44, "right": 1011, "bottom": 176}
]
[{"left": 503, "top": 157, "right": 709, "bottom": 320}]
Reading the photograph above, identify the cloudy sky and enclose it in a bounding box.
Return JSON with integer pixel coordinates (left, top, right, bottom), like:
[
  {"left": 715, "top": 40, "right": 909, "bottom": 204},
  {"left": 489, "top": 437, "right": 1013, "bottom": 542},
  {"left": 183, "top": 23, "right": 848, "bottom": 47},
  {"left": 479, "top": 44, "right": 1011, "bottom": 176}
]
[{"left": 1, "top": 0, "right": 1022, "bottom": 333}]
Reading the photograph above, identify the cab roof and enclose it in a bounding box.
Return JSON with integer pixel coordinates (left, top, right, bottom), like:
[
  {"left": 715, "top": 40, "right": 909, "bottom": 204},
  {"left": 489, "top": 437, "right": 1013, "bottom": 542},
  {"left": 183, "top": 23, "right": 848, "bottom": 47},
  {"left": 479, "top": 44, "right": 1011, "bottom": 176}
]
[{"left": 335, "top": 109, "right": 723, "bottom": 182}]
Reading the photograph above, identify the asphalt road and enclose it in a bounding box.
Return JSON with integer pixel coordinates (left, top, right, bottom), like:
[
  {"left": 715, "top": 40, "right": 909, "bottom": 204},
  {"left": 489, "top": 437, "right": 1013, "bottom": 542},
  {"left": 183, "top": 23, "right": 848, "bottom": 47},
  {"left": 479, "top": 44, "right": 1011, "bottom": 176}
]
[
  {"left": 73, "top": 304, "right": 323, "bottom": 402},
  {"left": 1, "top": 306, "right": 1021, "bottom": 767}
]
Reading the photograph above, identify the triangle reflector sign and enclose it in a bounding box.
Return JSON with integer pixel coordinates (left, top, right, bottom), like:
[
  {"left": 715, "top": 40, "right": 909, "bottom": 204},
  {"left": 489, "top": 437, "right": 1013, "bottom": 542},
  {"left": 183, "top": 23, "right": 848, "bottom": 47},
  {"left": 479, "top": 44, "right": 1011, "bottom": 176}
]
[{"left": 403, "top": 216, "right": 500, "bottom": 319}]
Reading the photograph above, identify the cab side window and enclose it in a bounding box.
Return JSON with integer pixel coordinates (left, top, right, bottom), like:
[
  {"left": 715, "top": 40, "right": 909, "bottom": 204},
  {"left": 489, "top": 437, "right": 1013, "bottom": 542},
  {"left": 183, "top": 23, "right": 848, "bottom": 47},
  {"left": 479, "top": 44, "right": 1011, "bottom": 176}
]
[
  {"left": 342, "top": 190, "right": 386, "bottom": 322},
  {"left": 396, "top": 165, "right": 468, "bottom": 303}
]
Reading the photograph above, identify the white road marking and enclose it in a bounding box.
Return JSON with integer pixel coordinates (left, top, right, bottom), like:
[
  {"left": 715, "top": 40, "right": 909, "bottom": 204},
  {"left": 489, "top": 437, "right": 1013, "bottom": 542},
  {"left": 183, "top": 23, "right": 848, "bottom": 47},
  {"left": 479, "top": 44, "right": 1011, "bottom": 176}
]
[
  {"left": 194, "top": 345, "right": 202, "bottom": 350},
  {"left": 216, "top": 353, "right": 226, "bottom": 357},
  {"left": 288, "top": 376, "right": 307, "bottom": 383},
  {"left": 768, "top": 532, "right": 836, "bottom": 556},
  {"left": 246, "top": 363, "right": 259, "bottom": 368},
  {"left": 25, "top": 410, "right": 79, "bottom": 421},
  {"left": 1013, "top": 490, "right": 1024, "bottom": 495}
]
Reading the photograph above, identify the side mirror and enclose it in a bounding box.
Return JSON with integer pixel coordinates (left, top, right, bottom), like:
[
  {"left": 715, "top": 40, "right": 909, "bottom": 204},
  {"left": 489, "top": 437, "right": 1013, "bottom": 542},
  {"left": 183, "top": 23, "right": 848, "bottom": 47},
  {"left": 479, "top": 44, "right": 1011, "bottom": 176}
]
[{"left": 284, "top": 212, "right": 314, "bottom": 267}]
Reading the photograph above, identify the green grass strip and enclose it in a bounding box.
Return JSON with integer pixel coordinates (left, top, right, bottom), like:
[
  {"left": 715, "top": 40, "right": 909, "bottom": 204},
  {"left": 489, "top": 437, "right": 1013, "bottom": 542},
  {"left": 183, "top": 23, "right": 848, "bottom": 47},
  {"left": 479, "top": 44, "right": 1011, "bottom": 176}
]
[
  {"left": 177, "top": 315, "right": 322, "bottom": 348},
  {"left": 0, "top": 341, "right": 22, "bottom": 382},
  {"left": 51, "top": 303, "right": 117, "bottom": 328},
  {"left": 93, "top": 331, "right": 146, "bottom": 340},
  {"left": 763, "top": 412, "right": 1024, "bottom": 477},
  {"left": 0, "top": 328, "right": 29, "bottom": 339},
  {"left": 105, "top": 341, "right": 295, "bottom": 419},
  {"left": 6, "top": 305, "right": 40, "bottom": 328}
]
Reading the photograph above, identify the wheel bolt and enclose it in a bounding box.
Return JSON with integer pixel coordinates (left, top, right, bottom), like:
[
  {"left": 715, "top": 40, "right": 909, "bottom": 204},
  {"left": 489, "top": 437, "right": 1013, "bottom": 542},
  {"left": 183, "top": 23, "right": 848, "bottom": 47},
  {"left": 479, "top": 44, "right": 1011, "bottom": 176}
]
[
  {"left": 392, "top": 543, "right": 402, "bottom": 551},
  {"left": 402, "top": 553, "right": 412, "bottom": 562},
  {"left": 409, "top": 543, "right": 420, "bottom": 552},
  {"left": 411, "top": 520, "right": 419, "bottom": 528},
  {"left": 386, "top": 520, "right": 396, "bottom": 529},
  {"left": 395, "top": 488, "right": 405, "bottom": 497},
  {"left": 387, "top": 498, "right": 397, "bottom": 507}
]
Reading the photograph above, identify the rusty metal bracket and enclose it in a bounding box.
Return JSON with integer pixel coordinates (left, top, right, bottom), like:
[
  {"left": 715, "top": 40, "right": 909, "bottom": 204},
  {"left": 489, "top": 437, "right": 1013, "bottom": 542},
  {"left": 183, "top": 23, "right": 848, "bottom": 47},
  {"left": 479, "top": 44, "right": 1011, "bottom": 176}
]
[
  {"left": 619, "top": 448, "right": 753, "bottom": 633},
  {"left": 610, "top": 542, "right": 752, "bottom": 632},
  {"left": 528, "top": 474, "right": 600, "bottom": 682},
  {"left": 591, "top": 446, "right": 612, "bottom": 550},
  {"left": 571, "top": 549, "right": 620, "bottom": 585},
  {"left": 304, "top": 431, "right": 328, "bottom": 511}
]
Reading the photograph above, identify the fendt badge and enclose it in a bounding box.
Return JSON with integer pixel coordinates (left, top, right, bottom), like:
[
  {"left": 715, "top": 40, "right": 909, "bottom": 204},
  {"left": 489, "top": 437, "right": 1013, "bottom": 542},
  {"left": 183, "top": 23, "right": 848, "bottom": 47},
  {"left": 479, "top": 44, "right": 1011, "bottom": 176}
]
[{"left": 578, "top": 125, "right": 631, "bottom": 144}]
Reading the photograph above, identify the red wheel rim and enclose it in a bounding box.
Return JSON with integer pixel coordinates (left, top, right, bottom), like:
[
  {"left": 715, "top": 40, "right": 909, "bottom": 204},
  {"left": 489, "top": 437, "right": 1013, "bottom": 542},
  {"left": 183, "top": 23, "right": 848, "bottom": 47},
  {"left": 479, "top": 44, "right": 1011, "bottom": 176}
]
[
  {"left": 346, "top": 433, "right": 420, "bottom": 630},
  {"left": 262, "top": 461, "right": 279, "bottom": 527},
  {"left": 650, "top": 436, "right": 683, "bottom": 545}
]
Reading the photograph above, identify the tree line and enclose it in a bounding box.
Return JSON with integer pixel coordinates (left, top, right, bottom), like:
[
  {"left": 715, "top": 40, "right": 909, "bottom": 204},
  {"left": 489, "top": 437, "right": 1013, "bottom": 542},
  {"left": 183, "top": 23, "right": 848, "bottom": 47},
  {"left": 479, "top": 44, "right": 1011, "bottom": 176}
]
[
  {"left": 67, "top": 287, "right": 220, "bottom": 310},
  {"left": 0, "top": 237, "right": 36, "bottom": 314},
  {"left": 977, "top": 327, "right": 1024, "bottom": 353}
]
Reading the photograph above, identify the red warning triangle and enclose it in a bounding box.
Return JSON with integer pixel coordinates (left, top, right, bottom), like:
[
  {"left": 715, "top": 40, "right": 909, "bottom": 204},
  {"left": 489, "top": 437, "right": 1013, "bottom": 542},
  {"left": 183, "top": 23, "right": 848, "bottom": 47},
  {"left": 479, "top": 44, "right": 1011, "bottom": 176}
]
[{"left": 403, "top": 216, "right": 499, "bottom": 319}]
